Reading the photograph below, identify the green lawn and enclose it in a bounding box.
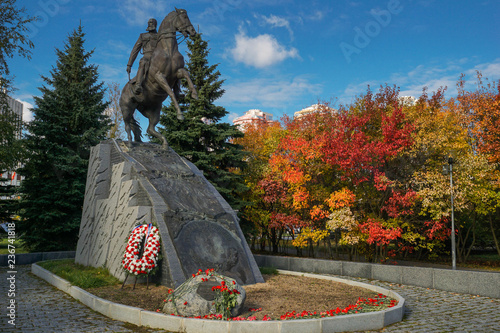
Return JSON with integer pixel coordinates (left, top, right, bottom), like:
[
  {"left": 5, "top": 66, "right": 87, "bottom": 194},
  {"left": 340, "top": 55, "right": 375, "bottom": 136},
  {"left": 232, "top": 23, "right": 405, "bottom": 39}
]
[
  {"left": 37, "top": 259, "right": 121, "bottom": 289},
  {"left": 0, "top": 237, "right": 28, "bottom": 255}
]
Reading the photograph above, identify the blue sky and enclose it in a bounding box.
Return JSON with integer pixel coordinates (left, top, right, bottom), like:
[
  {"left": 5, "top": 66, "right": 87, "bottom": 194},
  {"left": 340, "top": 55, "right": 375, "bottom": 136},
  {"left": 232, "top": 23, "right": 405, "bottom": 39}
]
[{"left": 10, "top": 0, "right": 500, "bottom": 131}]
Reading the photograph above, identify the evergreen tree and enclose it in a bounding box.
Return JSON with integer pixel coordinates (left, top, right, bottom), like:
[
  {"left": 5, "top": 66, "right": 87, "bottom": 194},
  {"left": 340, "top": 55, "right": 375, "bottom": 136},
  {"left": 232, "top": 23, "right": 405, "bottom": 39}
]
[
  {"left": 158, "top": 33, "right": 247, "bottom": 209},
  {"left": 17, "top": 26, "right": 110, "bottom": 251},
  {"left": 0, "top": 174, "right": 18, "bottom": 225}
]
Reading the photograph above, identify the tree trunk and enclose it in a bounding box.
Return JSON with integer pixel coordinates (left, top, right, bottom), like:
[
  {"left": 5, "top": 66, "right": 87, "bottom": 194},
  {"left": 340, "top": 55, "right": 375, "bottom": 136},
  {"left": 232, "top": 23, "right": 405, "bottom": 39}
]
[
  {"left": 457, "top": 223, "right": 472, "bottom": 263},
  {"left": 464, "top": 217, "right": 476, "bottom": 262},
  {"left": 327, "top": 236, "right": 333, "bottom": 259},
  {"left": 489, "top": 214, "right": 500, "bottom": 256}
]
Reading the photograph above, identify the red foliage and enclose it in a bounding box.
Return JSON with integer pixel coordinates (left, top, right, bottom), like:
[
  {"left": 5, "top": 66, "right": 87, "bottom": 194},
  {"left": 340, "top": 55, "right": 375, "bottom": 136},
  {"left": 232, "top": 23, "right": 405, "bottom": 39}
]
[
  {"left": 320, "top": 101, "right": 413, "bottom": 183},
  {"left": 258, "top": 177, "right": 288, "bottom": 204},
  {"left": 424, "top": 218, "right": 451, "bottom": 241},
  {"left": 270, "top": 213, "right": 305, "bottom": 229},
  {"left": 359, "top": 219, "right": 402, "bottom": 246},
  {"left": 382, "top": 189, "right": 419, "bottom": 218}
]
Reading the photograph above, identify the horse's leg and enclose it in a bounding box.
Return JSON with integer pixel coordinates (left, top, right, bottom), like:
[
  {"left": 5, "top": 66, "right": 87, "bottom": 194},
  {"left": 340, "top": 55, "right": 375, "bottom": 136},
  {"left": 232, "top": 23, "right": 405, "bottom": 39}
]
[
  {"left": 145, "top": 106, "right": 168, "bottom": 149},
  {"left": 119, "top": 88, "right": 137, "bottom": 147},
  {"left": 154, "top": 72, "right": 184, "bottom": 121},
  {"left": 176, "top": 68, "right": 198, "bottom": 100}
]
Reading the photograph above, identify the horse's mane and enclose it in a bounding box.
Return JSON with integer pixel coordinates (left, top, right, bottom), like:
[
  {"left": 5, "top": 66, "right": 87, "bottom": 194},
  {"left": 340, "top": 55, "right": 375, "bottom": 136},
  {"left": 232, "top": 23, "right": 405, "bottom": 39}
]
[{"left": 158, "top": 9, "right": 186, "bottom": 33}]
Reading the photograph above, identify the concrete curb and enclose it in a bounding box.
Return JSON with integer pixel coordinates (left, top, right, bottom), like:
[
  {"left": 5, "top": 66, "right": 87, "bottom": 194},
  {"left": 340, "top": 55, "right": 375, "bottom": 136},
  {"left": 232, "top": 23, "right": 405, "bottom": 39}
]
[
  {"left": 31, "top": 262, "right": 404, "bottom": 333},
  {"left": 254, "top": 254, "right": 500, "bottom": 299},
  {"left": 0, "top": 251, "right": 76, "bottom": 266}
]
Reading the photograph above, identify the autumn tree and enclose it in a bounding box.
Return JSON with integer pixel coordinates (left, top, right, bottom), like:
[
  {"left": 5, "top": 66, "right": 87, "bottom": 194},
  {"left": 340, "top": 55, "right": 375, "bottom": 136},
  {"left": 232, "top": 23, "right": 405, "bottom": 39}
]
[
  {"left": 456, "top": 73, "right": 500, "bottom": 256},
  {"left": 105, "top": 82, "right": 125, "bottom": 139},
  {"left": 235, "top": 120, "right": 287, "bottom": 251}
]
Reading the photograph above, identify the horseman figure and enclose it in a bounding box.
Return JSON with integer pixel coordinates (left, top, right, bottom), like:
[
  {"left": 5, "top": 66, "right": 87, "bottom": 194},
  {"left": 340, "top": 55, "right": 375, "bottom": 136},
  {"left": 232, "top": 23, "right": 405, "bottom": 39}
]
[
  {"left": 119, "top": 8, "right": 198, "bottom": 149},
  {"left": 127, "top": 18, "right": 158, "bottom": 95}
]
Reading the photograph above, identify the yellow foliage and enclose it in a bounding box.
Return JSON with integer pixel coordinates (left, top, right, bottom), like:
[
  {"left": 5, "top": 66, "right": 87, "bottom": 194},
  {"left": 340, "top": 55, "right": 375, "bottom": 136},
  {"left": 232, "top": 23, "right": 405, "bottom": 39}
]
[
  {"left": 325, "top": 188, "right": 356, "bottom": 210},
  {"left": 292, "top": 228, "right": 329, "bottom": 248}
]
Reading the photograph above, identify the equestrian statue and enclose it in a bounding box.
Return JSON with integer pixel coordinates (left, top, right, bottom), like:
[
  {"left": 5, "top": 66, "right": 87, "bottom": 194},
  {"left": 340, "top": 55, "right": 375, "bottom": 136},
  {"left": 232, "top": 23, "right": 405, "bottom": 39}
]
[{"left": 120, "top": 8, "right": 198, "bottom": 148}]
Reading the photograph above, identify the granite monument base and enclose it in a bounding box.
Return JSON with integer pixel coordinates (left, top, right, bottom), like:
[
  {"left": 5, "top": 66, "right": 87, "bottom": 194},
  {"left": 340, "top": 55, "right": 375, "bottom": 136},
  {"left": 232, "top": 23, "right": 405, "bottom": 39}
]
[{"left": 75, "top": 139, "right": 263, "bottom": 287}]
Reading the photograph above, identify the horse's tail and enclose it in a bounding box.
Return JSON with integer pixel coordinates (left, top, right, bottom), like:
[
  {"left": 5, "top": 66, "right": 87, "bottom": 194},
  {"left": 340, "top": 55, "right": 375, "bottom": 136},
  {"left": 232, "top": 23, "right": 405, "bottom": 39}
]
[{"left": 130, "top": 115, "right": 143, "bottom": 142}]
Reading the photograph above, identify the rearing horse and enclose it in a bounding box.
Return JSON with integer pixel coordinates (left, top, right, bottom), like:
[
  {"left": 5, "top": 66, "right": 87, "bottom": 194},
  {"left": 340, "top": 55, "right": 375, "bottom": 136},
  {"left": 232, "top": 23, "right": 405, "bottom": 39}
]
[{"left": 119, "top": 8, "right": 198, "bottom": 148}]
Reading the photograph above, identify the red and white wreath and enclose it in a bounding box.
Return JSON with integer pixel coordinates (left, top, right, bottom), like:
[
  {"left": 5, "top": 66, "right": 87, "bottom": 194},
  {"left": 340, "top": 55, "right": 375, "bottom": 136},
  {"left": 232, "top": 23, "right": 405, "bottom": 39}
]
[{"left": 122, "top": 224, "right": 161, "bottom": 275}]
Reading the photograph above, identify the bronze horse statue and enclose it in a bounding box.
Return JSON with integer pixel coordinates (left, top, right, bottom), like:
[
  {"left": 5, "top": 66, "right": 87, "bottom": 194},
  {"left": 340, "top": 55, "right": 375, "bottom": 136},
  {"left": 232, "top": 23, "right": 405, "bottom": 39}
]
[{"left": 119, "top": 8, "right": 198, "bottom": 148}]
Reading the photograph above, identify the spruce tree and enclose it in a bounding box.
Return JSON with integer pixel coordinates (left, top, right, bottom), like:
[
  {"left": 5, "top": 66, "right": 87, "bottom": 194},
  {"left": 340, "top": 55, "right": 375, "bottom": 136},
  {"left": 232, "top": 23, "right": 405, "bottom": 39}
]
[
  {"left": 17, "top": 26, "right": 110, "bottom": 251},
  {"left": 158, "top": 33, "right": 247, "bottom": 209}
]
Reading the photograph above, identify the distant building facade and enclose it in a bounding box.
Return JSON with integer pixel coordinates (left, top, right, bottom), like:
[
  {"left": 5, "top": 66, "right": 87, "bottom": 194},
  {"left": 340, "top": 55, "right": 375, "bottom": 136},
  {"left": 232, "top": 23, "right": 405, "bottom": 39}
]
[
  {"left": 1, "top": 95, "right": 23, "bottom": 140},
  {"left": 399, "top": 96, "right": 417, "bottom": 106},
  {"left": 233, "top": 109, "right": 275, "bottom": 131},
  {"left": 1, "top": 95, "right": 23, "bottom": 186},
  {"left": 294, "top": 104, "right": 336, "bottom": 119}
]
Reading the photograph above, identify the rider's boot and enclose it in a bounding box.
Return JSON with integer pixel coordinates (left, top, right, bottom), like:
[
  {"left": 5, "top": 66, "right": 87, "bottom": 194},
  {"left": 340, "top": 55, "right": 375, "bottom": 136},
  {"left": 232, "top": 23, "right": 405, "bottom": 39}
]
[{"left": 134, "top": 66, "right": 145, "bottom": 94}]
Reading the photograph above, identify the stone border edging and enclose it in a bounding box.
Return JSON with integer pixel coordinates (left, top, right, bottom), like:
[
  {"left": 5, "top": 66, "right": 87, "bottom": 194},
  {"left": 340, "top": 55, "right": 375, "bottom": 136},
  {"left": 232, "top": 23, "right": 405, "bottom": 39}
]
[
  {"left": 254, "top": 254, "right": 500, "bottom": 299},
  {"left": 0, "top": 251, "right": 76, "bottom": 266},
  {"left": 32, "top": 262, "right": 404, "bottom": 333}
]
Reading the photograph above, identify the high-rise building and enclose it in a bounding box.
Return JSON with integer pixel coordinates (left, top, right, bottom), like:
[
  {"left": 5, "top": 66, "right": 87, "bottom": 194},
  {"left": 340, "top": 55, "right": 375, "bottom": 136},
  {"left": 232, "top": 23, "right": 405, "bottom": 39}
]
[
  {"left": 232, "top": 109, "right": 275, "bottom": 131},
  {"left": 294, "top": 104, "right": 337, "bottom": 119},
  {"left": 1, "top": 95, "right": 23, "bottom": 186},
  {"left": 1, "top": 95, "right": 23, "bottom": 140}
]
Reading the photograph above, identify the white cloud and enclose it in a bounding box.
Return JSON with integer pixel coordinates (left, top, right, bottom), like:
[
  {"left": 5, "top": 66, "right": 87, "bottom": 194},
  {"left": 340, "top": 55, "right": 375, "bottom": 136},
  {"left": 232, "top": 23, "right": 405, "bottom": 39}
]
[
  {"left": 227, "top": 112, "right": 240, "bottom": 123},
  {"left": 118, "top": 0, "right": 168, "bottom": 26},
  {"left": 340, "top": 58, "right": 500, "bottom": 103},
  {"left": 467, "top": 59, "right": 500, "bottom": 78},
  {"left": 19, "top": 100, "right": 34, "bottom": 123},
  {"left": 220, "top": 77, "right": 322, "bottom": 108},
  {"left": 257, "top": 14, "right": 294, "bottom": 39},
  {"left": 307, "top": 10, "right": 326, "bottom": 21},
  {"left": 230, "top": 31, "right": 299, "bottom": 68}
]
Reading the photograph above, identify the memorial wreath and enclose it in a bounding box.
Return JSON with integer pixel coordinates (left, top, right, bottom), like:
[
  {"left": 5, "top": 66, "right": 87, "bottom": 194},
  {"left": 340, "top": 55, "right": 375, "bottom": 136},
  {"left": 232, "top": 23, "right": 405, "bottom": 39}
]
[{"left": 122, "top": 223, "right": 161, "bottom": 275}]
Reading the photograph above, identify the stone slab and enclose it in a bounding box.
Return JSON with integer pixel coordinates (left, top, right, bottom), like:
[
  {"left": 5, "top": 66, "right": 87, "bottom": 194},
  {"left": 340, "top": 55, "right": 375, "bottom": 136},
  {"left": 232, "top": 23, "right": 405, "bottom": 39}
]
[
  {"left": 70, "top": 286, "right": 95, "bottom": 308},
  {"left": 265, "top": 255, "right": 289, "bottom": 271},
  {"left": 384, "top": 301, "right": 405, "bottom": 326},
  {"left": 140, "top": 311, "right": 184, "bottom": 332},
  {"left": 32, "top": 264, "right": 71, "bottom": 293},
  {"left": 322, "top": 311, "right": 385, "bottom": 332},
  {"left": 313, "top": 258, "right": 342, "bottom": 275},
  {"left": 433, "top": 268, "right": 471, "bottom": 294},
  {"left": 342, "top": 261, "right": 371, "bottom": 278},
  {"left": 229, "top": 320, "right": 281, "bottom": 333},
  {"left": 107, "top": 303, "right": 141, "bottom": 326},
  {"left": 93, "top": 296, "right": 112, "bottom": 316},
  {"left": 401, "top": 266, "right": 433, "bottom": 288},
  {"left": 280, "top": 318, "right": 321, "bottom": 333},
  {"left": 372, "top": 264, "right": 402, "bottom": 284},
  {"left": 183, "top": 318, "right": 230, "bottom": 333},
  {"left": 468, "top": 271, "right": 500, "bottom": 298}
]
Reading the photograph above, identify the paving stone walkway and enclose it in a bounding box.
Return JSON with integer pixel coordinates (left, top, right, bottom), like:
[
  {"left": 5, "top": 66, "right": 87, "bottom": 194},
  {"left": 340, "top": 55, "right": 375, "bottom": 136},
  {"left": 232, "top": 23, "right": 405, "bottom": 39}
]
[
  {"left": 0, "top": 266, "right": 169, "bottom": 333},
  {"left": 1, "top": 265, "right": 499, "bottom": 332},
  {"left": 337, "top": 275, "right": 500, "bottom": 333}
]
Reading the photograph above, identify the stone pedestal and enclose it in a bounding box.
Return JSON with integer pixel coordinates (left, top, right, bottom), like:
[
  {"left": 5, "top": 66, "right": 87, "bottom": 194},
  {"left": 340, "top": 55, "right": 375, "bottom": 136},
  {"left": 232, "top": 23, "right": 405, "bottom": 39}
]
[{"left": 75, "top": 140, "right": 264, "bottom": 287}]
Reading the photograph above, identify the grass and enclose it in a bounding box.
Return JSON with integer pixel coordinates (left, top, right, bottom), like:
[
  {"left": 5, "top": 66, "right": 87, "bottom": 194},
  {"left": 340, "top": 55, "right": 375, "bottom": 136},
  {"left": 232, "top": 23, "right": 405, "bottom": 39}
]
[
  {"left": 259, "top": 266, "right": 278, "bottom": 275},
  {"left": 0, "top": 237, "right": 28, "bottom": 255},
  {"left": 37, "top": 259, "right": 121, "bottom": 289},
  {"left": 469, "top": 253, "right": 500, "bottom": 261}
]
